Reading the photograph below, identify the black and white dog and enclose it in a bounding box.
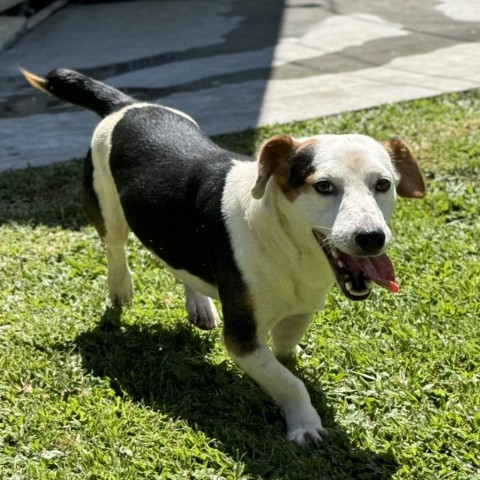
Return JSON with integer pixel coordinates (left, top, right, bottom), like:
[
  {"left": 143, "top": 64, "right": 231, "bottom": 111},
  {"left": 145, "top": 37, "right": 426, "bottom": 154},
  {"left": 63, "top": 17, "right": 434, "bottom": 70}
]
[{"left": 23, "top": 68, "right": 425, "bottom": 444}]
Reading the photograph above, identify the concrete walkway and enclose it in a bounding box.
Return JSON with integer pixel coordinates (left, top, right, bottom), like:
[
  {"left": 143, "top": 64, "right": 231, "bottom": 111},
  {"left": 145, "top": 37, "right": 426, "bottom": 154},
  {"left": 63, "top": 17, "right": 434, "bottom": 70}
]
[{"left": 1, "top": 0, "right": 479, "bottom": 171}]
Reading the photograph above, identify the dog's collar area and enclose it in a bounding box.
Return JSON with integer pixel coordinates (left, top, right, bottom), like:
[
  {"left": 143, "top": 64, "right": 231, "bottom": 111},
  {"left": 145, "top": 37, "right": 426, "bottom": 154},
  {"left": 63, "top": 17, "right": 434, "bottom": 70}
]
[{"left": 312, "top": 230, "right": 398, "bottom": 301}]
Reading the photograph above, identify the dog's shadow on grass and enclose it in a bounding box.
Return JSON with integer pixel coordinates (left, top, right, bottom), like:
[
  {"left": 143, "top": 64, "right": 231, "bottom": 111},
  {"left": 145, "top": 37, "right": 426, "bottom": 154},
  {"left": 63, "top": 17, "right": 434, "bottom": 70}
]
[{"left": 73, "top": 305, "right": 399, "bottom": 479}]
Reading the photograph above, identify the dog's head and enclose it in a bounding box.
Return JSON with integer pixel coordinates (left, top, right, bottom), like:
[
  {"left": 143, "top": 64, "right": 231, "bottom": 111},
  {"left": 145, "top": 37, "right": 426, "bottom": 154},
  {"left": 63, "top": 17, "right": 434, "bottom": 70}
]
[{"left": 251, "top": 134, "right": 425, "bottom": 300}]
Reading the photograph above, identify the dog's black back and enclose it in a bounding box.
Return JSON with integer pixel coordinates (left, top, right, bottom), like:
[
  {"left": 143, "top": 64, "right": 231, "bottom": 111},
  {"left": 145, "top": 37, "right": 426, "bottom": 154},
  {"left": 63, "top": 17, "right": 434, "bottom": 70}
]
[{"left": 109, "top": 105, "right": 250, "bottom": 284}]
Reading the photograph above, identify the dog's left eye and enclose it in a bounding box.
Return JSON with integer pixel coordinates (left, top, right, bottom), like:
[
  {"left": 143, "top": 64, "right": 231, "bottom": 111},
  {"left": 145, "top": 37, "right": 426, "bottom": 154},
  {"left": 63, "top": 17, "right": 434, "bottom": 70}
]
[
  {"left": 314, "top": 180, "right": 335, "bottom": 195},
  {"left": 376, "top": 178, "right": 391, "bottom": 192}
]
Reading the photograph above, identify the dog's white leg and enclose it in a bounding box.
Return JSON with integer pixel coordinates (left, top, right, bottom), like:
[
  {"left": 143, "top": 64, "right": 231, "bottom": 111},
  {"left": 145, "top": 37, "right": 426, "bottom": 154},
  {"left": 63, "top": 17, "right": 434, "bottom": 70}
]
[
  {"left": 230, "top": 345, "right": 326, "bottom": 444},
  {"left": 184, "top": 286, "right": 220, "bottom": 330},
  {"left": 105, "top": 234, "right": 133, "bottom": 306},
  {"left": 271, "top": 313, "right": 313, "bottom": 358},
  {"left": 89, "top": 135, "right": 134, "bottom": 306}
]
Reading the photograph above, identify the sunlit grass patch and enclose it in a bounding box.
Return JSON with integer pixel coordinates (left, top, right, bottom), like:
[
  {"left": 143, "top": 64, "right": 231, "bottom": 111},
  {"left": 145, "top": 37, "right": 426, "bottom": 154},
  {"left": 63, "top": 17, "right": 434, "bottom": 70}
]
[{"left": 1, "top": 90, "right": 479, "bottom": 479}]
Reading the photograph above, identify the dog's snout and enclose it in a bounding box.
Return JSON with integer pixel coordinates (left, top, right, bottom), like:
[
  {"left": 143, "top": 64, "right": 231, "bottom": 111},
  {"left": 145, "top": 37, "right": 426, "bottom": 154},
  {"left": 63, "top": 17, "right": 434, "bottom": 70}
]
[{"left": 354, "top": 229, "right": 386, "bottom": 255}]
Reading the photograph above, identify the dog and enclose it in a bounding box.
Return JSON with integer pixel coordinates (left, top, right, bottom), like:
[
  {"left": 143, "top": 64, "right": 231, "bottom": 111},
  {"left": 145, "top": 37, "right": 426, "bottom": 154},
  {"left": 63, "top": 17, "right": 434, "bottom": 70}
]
[{"left": 22, "top": 68, "right": 425, "bottom": 444}]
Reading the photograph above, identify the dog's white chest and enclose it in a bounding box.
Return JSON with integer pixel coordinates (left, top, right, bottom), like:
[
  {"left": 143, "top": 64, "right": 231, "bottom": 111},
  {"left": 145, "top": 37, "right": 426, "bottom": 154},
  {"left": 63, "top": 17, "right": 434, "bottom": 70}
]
[
  {"left": 222, "top": 161, "right": 334, "bottom": 322},
  {"left": 246, "top": 246, "right": 334, "bottom": 321}
]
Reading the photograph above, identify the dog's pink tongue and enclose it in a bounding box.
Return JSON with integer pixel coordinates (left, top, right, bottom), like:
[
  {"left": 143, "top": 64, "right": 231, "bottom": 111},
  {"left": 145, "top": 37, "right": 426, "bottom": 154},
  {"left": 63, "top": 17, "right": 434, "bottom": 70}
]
[{"left": 354, "top": 254, "right": 399, "bottom": 293}]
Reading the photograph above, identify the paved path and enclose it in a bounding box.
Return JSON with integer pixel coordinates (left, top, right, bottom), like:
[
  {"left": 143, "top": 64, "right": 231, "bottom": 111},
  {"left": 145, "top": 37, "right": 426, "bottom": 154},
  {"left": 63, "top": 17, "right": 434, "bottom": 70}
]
[{"left": 1, "top": 0, "right": 479, "bottom": 171}]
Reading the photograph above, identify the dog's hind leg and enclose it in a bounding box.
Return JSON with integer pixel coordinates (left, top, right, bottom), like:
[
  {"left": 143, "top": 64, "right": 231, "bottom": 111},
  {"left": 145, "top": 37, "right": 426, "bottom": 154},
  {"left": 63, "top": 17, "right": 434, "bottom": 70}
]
[
  {"left": 271, "top": 313, "right": 313, "bottom": 358},
  {"left": 104, "top": 232, "right": 133, "bottom": 306},
  {"left": 83, "top": 148, "right": 133, "bottom": 306},
  {"left": 185, "top": 286, "right": 220, "bottom": 330}
]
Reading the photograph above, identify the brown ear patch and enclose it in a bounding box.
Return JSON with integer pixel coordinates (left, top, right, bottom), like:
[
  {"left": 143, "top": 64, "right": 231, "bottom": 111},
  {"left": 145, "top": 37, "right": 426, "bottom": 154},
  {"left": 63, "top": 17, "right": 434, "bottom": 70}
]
[
  {"left": 252, "top": 135, "right": 319, "bottom": 201},
  {"left": 383, "top": 138, "right": 426, "bottom": 198},
  {"left": 252, "top": 134, "right": 299, "bottom": 199}
]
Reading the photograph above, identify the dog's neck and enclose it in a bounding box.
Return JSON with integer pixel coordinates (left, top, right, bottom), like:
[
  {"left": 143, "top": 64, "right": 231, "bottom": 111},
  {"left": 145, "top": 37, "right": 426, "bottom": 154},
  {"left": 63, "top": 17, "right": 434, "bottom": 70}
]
[{"left": 222, "top": 160, "right": 331, "bottom": 273}]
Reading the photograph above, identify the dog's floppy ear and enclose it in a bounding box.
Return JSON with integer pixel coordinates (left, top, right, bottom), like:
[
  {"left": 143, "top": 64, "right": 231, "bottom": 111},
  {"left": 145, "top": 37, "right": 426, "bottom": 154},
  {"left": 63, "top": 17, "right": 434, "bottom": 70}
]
[
  {"left": 383, "top": 138, "right": 426, "bottom": 198},
  {"left": 252, "top": 134, "right": 299, "bottom": 199}
]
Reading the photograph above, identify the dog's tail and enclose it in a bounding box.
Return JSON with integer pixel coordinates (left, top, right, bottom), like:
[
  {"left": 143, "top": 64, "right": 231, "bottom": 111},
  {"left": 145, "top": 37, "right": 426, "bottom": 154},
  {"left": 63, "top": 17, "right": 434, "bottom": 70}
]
[{"left": 21, "top": 67, "right": 135, "bottom": 118}]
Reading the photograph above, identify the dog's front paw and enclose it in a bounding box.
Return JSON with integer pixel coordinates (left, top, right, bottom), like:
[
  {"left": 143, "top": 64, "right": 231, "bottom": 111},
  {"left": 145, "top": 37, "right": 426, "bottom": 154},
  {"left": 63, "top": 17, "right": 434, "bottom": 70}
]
[
  {"left": 287, "top": 424, "right": 327, "bottom": 445},
  {"left": 285, "top": 407, "right": 327, "bottom": 445}
]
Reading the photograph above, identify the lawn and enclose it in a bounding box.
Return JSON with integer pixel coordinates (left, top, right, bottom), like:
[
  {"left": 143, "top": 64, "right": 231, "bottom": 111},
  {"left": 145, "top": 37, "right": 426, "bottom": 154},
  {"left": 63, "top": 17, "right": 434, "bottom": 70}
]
[{"left": 1, "top": 90, "right": 479, "bottom": 480}]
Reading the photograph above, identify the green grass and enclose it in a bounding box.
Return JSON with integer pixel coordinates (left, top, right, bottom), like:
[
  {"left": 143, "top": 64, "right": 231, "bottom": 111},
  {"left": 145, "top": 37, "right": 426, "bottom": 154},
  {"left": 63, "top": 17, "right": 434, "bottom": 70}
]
[{"left": 1, "top": 90, "right": 479, "bottom": 479}]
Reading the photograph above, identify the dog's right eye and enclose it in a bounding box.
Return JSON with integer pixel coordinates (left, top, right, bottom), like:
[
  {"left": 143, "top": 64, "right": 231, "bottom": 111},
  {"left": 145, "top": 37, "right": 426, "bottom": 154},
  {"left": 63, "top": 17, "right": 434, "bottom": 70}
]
[
  {"left": 314, "top": 180, "right": 335, "bottom": 195},
  {"left": 376, "top": 178, "right": 392, "bottom": 192}
]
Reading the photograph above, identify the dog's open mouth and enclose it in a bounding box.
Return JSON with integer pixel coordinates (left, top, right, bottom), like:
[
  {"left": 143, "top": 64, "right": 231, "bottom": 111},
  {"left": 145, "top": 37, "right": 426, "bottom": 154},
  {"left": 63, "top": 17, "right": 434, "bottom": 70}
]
[{"left": 313, "top": 230, "right": 399, "bottom": 301}]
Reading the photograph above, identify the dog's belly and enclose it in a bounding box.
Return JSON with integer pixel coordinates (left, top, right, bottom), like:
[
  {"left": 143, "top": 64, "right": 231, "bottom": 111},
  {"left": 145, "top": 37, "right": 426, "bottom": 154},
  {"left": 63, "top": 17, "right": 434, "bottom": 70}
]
[
  {"left": 128, "top": 220, "right": 224, "bottom": 289},
  {"left": 148, "top": 249, "right": 219, "bottom": 300},
  {"left": 167, "top": 265, "right": 219, "bottom": 299}
]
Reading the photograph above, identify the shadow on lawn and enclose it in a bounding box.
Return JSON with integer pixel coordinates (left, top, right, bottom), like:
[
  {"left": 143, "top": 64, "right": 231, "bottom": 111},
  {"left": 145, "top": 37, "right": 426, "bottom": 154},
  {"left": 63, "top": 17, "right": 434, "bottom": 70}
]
[
  {"left": 73, "top": 305, "right": 399, "bottom": 479},
  {"left": 0, "top": 159, "right": 87, "bottom": 229}
]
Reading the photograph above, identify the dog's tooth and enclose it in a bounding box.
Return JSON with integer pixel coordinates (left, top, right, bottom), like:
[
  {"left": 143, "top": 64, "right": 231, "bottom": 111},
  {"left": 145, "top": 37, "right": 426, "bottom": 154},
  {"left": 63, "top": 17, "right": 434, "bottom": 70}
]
[
  {"left": 331, "top": 250, "right": 339, "bottom": 259},
  {"left": 345, "top": 281, "right": 353, "bottom": 292},
  {"left": 337, "top": 260, "right": 344, "bottom": 269}
]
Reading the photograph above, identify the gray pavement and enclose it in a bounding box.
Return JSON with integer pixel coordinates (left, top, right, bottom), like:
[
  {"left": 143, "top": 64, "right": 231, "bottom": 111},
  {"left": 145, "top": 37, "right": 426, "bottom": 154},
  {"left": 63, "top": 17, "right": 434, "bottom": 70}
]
[{"left": 1, "top": 0, "right": 479, "bottom": 171}]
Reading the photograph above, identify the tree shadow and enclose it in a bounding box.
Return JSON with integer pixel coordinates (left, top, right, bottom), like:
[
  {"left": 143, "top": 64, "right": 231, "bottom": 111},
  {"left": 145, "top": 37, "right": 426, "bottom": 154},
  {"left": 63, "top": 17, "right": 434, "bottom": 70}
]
[{"left": 68, "top": 305, "right": 399, "bottom": 479}]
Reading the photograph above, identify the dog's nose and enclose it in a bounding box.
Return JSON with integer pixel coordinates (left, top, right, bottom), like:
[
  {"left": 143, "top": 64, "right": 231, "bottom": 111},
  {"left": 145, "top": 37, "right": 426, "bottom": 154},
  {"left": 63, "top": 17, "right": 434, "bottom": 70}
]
[{"left": 354, "top": 229, "right": 386, "bottom": 255}]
